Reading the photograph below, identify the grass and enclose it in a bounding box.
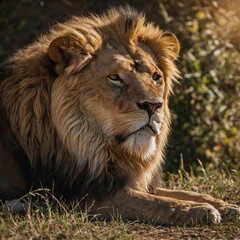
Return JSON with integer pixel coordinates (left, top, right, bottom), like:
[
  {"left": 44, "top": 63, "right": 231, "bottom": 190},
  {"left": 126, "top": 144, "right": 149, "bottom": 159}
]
[{"left": 0, "top": 166, "right": 240, "bottom": 240}]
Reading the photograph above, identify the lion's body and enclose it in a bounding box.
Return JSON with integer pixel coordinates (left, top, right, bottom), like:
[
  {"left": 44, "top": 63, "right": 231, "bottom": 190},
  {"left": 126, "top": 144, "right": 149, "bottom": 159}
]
[{"left": 0, "top": 6, "right": 239, "bottom": 224}]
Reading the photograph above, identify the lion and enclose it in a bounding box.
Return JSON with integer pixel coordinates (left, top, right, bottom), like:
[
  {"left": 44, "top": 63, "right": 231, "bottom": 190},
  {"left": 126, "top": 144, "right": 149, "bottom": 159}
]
[{"left": 0, "top": 6, "right": 239, "bottom": 225}]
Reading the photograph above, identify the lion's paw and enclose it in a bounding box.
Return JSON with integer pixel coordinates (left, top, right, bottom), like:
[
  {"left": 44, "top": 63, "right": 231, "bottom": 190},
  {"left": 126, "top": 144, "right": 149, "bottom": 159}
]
[
  {"left": 219, "top": 204, "right": 240, "bottom": 221},
  {"left": 182, "top": 204, "right": 221, "bottom": 225}
]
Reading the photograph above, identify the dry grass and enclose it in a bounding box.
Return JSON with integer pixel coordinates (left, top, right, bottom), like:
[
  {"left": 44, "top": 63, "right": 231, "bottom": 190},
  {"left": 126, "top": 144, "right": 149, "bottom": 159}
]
[{"left": 0, "top": 166, "right": 240, "bottom": 240}]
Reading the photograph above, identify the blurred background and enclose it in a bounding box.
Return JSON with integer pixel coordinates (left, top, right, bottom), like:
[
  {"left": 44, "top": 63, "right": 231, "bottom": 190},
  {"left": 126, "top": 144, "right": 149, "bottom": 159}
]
[{"left": 1, "top": 0, "right": 239, "bottom": 173}]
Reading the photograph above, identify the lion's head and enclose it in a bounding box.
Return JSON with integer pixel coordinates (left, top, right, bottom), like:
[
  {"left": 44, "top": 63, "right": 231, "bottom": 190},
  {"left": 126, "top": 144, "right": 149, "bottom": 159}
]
[
  {"left": 1, "top": 6, "right": 179, "bottom": 196},
  {"left": 52, "top": 41, "right": 170, "bottom": 161}
]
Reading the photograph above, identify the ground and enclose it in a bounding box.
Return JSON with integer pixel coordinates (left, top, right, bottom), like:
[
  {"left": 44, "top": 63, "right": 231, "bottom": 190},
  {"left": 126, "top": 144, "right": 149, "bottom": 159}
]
[{"left": 1, "top": 168, "right": 239, "bottom": 239}]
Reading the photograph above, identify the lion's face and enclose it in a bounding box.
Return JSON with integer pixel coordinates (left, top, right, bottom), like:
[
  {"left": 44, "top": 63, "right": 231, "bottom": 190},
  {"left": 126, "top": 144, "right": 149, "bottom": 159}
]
[{"left": 51, "top": 42, "right": 167, "bottom": 160}]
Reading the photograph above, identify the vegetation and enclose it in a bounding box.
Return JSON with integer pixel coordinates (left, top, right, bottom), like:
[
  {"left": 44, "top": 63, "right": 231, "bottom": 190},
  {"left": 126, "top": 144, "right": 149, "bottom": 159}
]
[
  {"left": 161, "top": 0, "right": 240, "bottom": 172},
  {"left": 0, "top": 0, "right": 239, "bottom": 239}
]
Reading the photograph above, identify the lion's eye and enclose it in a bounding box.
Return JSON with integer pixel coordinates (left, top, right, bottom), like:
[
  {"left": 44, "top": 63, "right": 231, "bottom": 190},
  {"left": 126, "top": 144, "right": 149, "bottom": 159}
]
[
  {"left": 107, "top": 74, "right": 124, "bottom": 87},
  {"left": 108, "top": 74, "right": 121, "bottom": 81},
  {"left": 152, "top": 72, "right": 162, "bottom": 82}
]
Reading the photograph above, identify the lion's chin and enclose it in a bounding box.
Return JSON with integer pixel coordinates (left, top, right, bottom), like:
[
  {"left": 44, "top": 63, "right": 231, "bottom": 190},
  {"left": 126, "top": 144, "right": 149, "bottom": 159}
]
[{"left": 117, "top": 126, "right": 158, "bottom": 160}]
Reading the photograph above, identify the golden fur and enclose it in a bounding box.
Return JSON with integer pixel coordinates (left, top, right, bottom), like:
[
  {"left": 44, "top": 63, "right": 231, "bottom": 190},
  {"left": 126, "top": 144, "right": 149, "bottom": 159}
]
[{"left": 0, "top": 6, "right": 239, "bottom": 224}]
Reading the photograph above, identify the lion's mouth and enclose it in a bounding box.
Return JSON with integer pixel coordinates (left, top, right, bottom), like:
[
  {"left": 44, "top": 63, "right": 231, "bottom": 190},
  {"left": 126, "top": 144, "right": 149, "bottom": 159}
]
[
  {"left": 139, "top": 124, "right": 157, "bottom": 135},
  {"left": 115, "top": 124, "right": 158, "bottom": 144}
]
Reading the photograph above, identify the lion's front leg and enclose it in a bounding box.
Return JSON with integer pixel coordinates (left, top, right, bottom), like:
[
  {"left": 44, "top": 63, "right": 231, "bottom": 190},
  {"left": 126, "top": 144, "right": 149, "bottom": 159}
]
[
  {"left": 91, "top": 188, "right": 221, "bottom": 225},
  {"left": 154, "top": 188, "right": 240, "bottom": 221}
]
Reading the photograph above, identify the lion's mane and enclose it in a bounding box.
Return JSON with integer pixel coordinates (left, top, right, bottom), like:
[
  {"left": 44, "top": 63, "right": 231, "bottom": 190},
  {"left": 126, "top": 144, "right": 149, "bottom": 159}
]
[{"left": 0, "top": 6, "right": 179, "bottom": 200}]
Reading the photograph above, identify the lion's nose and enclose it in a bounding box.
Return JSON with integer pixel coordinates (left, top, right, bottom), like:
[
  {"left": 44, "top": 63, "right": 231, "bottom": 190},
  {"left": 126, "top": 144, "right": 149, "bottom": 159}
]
[{"left": 137, "top": 101, "right": 163, "bottom": 115}]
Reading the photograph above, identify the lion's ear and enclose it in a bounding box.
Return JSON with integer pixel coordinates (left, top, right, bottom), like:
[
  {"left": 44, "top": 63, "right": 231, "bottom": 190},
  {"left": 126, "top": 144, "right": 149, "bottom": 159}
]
[
  {"left": 160, "top": 32, "right": 180, "bottom": 61},
  {"left": 48, "top": 36, "right": 83, "bottom": 75},
  {"left": 48, "top": 36, "right": 79, "bottom": 63}
]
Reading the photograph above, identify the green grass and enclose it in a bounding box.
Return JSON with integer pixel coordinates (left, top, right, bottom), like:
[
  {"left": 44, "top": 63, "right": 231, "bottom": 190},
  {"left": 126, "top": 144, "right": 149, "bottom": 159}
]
[{"left": 1, "top": 167, "right": 240, "bottom": 240}]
